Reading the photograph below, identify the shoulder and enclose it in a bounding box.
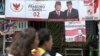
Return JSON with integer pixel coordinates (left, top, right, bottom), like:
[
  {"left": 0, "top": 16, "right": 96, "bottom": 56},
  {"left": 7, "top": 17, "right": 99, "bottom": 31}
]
[
  {"left": 61, "top": 11, "right": 63, "bottom": 13},
  {"left": 7, "top": 54, "right": 14, "bottom": 56},
  {"left": 64, "top": 10, "right": 67, "bottom": 12},
  {"left": 72, "top": 8, "right": 78, "bottom": 11},
  {"left": 75, "top": 35, "right": 79, "bottom": 38},
  {"left": 82, "top": 35, "right": 85, "bottom": 38},
  {"left": 49, "top": 11, "right": 55, "bottom": 14},
  {"left": 42, "top": 52, "right": 51, "bottom": 56}
]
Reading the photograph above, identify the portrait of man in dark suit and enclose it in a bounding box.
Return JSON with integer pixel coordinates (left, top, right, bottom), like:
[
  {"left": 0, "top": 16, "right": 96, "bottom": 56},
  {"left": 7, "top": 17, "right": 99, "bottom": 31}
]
[
  {"left": 48, "top": 1, "right": 64, "bottom": 19},
  {"left": 64, "top": 1, "right": 79, "bottom": 20},
  {"left": 75, "top": 29, "right": 85, "bottom": 42}
]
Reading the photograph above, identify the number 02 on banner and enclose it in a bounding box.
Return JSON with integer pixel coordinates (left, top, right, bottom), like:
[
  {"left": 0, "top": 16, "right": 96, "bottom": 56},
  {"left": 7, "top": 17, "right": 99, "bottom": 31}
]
[{"left": 33, "top": 12, "right": 40, "bottom": 17}]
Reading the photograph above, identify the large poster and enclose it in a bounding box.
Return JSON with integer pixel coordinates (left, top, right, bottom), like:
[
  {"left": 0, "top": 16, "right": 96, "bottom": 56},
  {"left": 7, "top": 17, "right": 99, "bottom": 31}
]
[
  {"left": 84, "top": 0, "right": 99, "bottom": 20},
  {"left": 5, "top": 0, "right": 99, "bottom": 20},
  {"left": 65, "top": 21, "right": 86, "bottom": 42}
]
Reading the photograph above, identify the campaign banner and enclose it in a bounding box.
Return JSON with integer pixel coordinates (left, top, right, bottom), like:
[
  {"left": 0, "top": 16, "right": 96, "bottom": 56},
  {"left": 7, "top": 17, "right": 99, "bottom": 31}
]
[
  {"left": 5, "top": 0, "right": 99, "bottom": 20},
  {"left": 65, "top": 21, "right": 86, "bottom": 42},
  {"left": 84, "top": 0, "right": 99, "bottom": 20}
]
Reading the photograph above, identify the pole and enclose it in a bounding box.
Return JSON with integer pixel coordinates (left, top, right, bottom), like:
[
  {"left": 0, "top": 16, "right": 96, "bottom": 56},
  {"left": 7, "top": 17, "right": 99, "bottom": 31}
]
[
  {"left": 2, "top": 22, "right": 6, "bottom": 56},
  {"left": 99, "top": 0, "right": 100, "bottom": 55},
  {"left": 98, "top": 29, "right": 100, "bottom": 56},
  {"left": 98, "top": 21, "right": 100, "bottom": 56},
  {"left": 2, "top": 34, "right": 6, "bottom": 56},
  {"left": 98, "top": 33, "right": 100, "bottom": 56}
]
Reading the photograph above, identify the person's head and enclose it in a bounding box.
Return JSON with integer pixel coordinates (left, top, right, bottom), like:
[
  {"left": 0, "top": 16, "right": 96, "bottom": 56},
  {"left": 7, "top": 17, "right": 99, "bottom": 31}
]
[
  {"left": 66, "top": 1, "right": 72, "bottom": 10},
  {"left": 55, "top": 1, "right": 61, "bottom": 11},
  {"left": 8, "top": 28, "right": 39, "bottom": 56},
  {"left": 38, "top": 28, "right": 53, "bottom": 51},
  {"left": 78, "top": 29, "right": 83, "bottom": 36}
]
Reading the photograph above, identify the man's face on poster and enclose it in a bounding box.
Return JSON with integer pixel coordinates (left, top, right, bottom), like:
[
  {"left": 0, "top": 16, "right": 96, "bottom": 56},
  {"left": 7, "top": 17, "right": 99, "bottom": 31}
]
[
  {"left": 55, "top": 4, "right": 61, "bottom": 11},
  {"left": 78, "top": 30, "right": 83, "bottom": 36},
  {"left": 67, "top": 4, "right": 72, "bottom": 10}
]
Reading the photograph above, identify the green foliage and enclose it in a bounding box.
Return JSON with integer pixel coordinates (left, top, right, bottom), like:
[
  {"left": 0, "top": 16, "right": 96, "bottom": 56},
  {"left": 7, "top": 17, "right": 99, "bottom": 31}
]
[{"left": 46, "top": 22, "right": 64, "bottom": 52}]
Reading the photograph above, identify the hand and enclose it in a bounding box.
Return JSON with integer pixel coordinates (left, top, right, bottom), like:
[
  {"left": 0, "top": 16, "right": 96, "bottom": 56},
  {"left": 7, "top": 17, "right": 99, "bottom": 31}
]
[{"left": 0, "top": 31, "right": 6, "bottom": 35}]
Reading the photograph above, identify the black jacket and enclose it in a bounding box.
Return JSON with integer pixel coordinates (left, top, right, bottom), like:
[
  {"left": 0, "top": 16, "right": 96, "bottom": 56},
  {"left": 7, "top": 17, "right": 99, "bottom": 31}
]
[
  {"left": 48, "top": 11, "right": 64, "bottom": 19},
  {"left": 64, "top": 8, "right": 79, "bottom": 19}
]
